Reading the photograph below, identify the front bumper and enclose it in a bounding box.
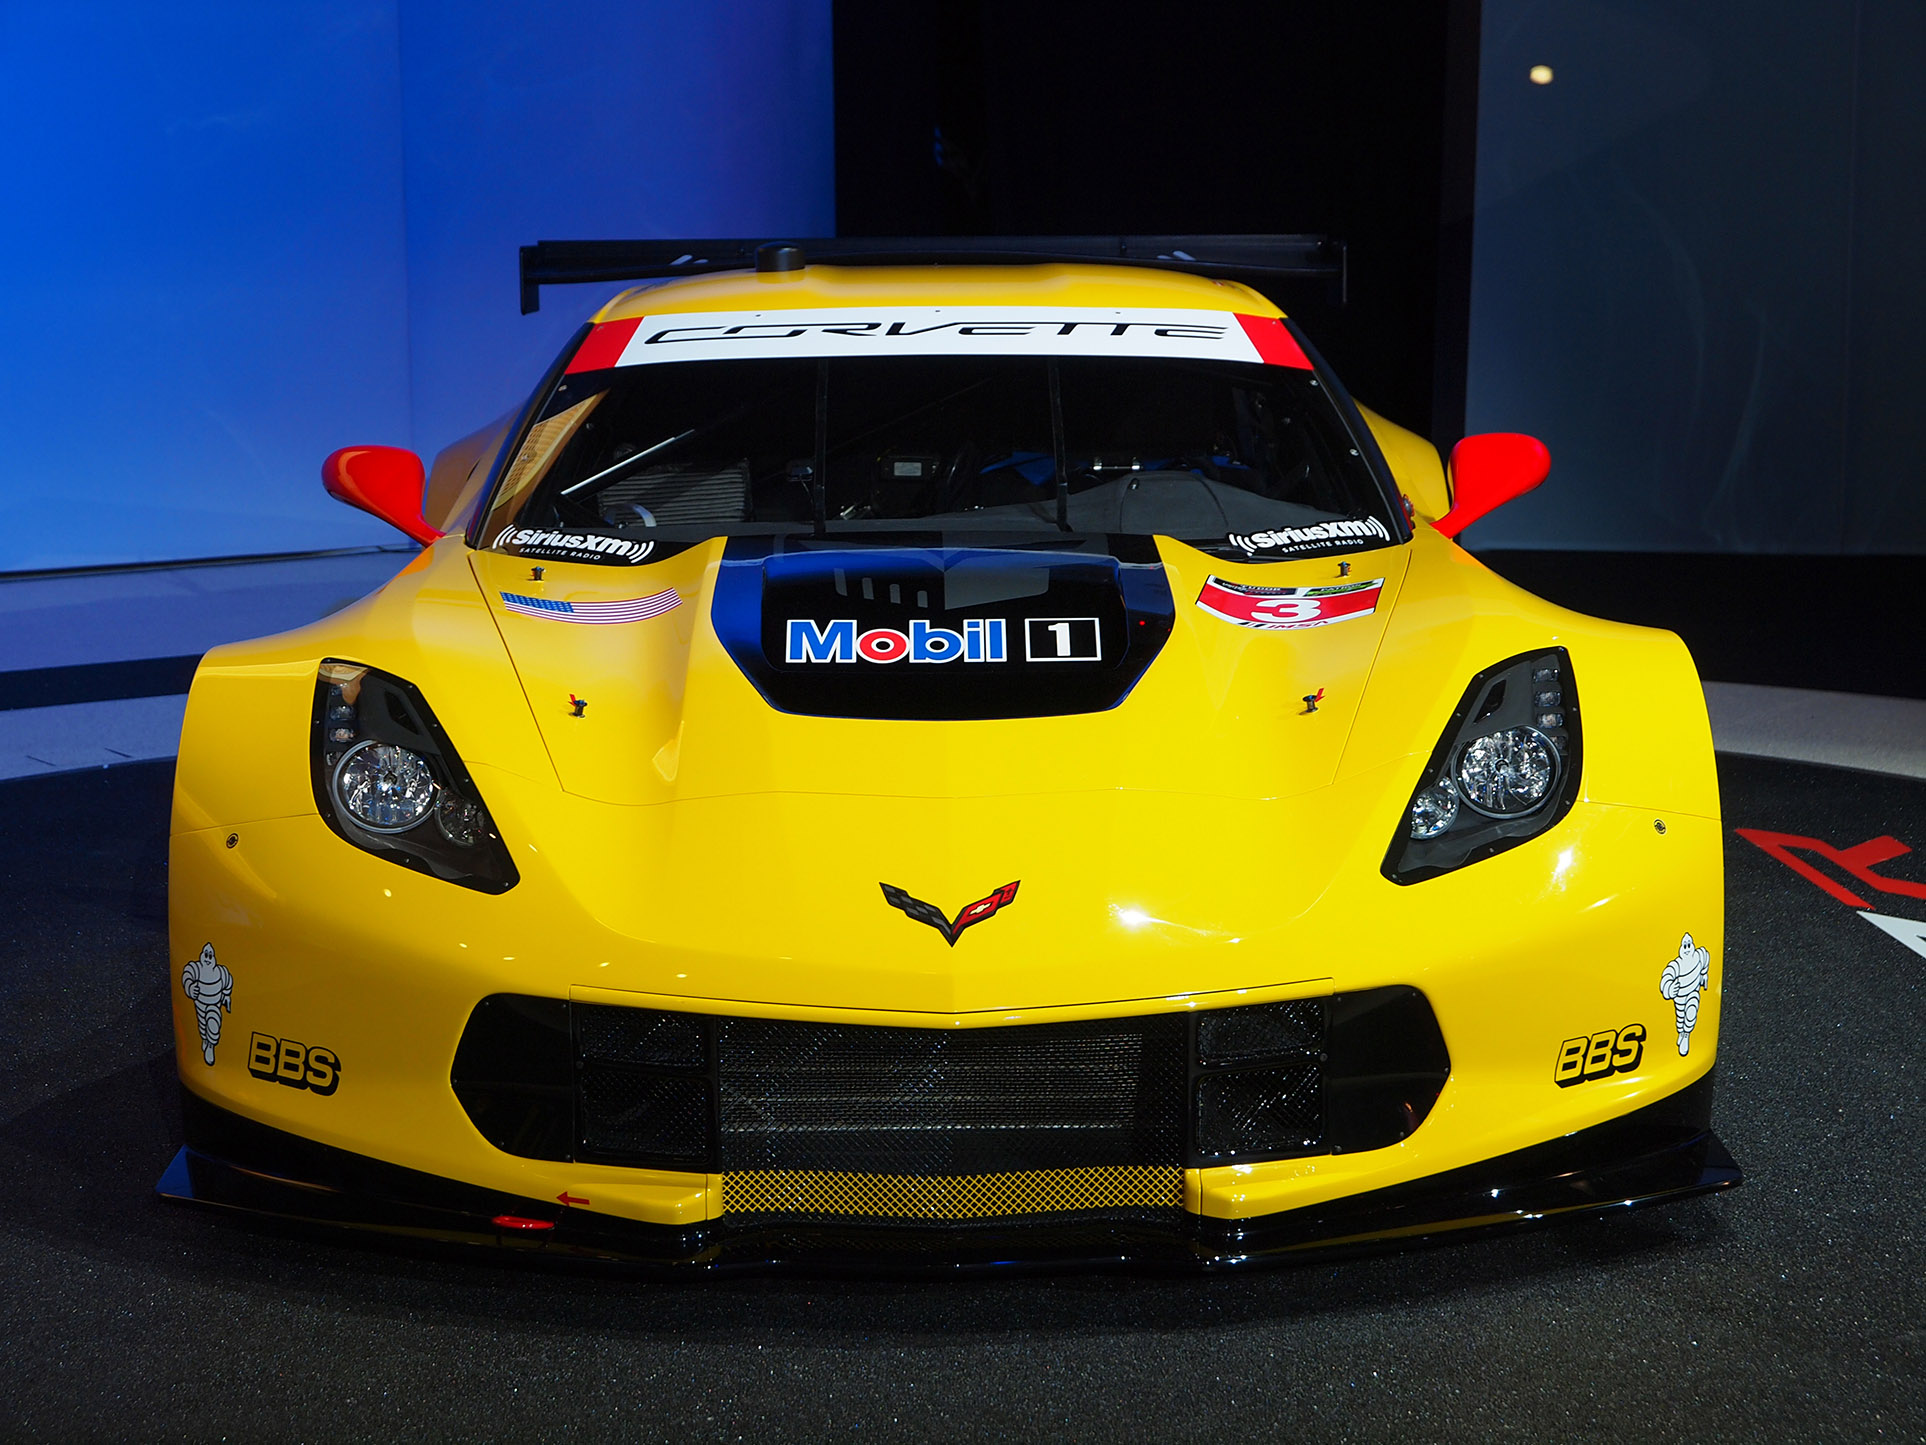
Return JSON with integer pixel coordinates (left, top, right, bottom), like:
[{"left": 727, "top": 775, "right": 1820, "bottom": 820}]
[
  {"left": 171, "top": 781, "right": 1730, "bottom": 1226},
  {"left": 159, "top": 1073, "right": 1739, "bottom": 1274}
]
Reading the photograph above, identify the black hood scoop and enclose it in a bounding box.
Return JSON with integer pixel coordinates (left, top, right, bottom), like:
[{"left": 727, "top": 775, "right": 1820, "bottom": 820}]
[{"left": 712, "top": 536, "right": 1174, "bottom": 720}]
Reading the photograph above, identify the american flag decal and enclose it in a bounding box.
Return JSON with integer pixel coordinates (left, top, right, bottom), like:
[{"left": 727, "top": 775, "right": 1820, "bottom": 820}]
[{"left": 499, "top": 589, "right": 681, "bottom": 624}]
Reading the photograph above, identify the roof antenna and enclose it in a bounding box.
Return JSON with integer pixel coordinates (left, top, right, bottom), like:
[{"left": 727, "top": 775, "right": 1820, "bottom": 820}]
[{"left": 756, "top": 243, "right": 806, "bottom": 273}]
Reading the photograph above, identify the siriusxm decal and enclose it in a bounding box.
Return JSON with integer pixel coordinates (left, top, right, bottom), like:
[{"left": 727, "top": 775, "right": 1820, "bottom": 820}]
[
  {"left": 494, "top": 525, "right": 655, "bottom": 565},
  {"left": 1227, "top": 516, "right": 1390, "bottom": 555},
  {"left": 786, "top": 618, "right": 1009, "bottom": 665}
]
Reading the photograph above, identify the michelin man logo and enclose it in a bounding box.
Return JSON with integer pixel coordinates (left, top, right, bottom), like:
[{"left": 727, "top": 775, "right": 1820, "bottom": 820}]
[
  {"left": 1658, "top": 933, "right": 1710, "bottom": 1056},
  {"left": 181, "top": 943, "right": 233, "bottom": 1066}
]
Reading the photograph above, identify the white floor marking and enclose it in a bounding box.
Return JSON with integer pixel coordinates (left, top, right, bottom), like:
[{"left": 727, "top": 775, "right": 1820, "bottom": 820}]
[{"left": 1858, "top": 910, "right": 1926, "bottom": 962}]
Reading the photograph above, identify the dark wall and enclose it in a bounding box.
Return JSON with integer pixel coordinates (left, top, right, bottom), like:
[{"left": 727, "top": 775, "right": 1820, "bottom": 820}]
[
  {"left": 1462, "top": 0, "right": 1926, "bottom": 554},
  {"left": 1481, "top": 552, "right": 1926, "bottom": 698},
  {"left": 834, "top": 0, "right": 1481, "bottom": 446}
]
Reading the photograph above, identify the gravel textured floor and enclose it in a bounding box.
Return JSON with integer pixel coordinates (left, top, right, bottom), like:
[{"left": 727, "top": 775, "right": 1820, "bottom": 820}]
[{"left": 0, "top": 755, "right": 1920, "bottom": 1441}]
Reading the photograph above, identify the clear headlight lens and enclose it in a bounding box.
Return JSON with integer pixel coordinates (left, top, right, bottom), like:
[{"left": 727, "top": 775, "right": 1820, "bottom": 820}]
[
  {"left": 1382, "top": 648, "right": 1581, "bottom": 885},
  {"left": 1407, "top": 778, "right": 1460, "bottom": 838},
  {"left": 311, "top": 660, "right": 519, "bottom": 893},
  {"left": 1454, "top": 727, "right": 1559, "bottom": 817},
  {"left": 434, "top": 790, "right": 484, "bottom": 848},
  {"left": 333, "top": 740, "right": 437, "bottom": 832}
]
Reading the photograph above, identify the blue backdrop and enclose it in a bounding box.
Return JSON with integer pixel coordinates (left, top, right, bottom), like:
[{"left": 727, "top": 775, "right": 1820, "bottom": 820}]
[{"left": 0, "top": 2, "right": 833, "bottom": 572}]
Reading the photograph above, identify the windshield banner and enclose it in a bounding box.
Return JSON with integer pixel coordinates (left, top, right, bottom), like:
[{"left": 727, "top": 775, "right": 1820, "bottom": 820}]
[{"left": 565, "top": 309, "right": 1313, "bottom": 373}]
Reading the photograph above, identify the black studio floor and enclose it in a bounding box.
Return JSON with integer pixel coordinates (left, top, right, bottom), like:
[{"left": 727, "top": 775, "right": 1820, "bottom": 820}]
[{"left": 1, "top": 758, "right": 1921, "bottom": 1442}]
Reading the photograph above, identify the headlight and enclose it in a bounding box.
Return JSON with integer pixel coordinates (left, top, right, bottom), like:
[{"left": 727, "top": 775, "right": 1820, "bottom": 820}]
[
  {"left": 1406, "top": 778, "right": 1460, "bottom": 838},
  {"left": 333, "top": 740, "right": 437, "bottom": 832},
  {"left": 435, "top": 790, "right": 486, "bottom": 848},
  {"left": 310, "top": 660, "right": 519, "bottom": 893},
  {"left": 1455, "top": 727, "right": 1559, "bottom": 816},
  {"left": 1383, "top": 648, "right": 1580, "bottom": 884}
]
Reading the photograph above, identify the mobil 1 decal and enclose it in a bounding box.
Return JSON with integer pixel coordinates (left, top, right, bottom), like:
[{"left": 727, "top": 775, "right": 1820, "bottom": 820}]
[
  {"left": 735, "top": 542, "right": 1174, "bottom": 721},
  {"left": 785, "top": 616, "right": 1016, "bottom": 665},
  {"left": 1195, "top": 575, "right": 1384, "bottom": 631},
  {"left": 1025, "top": 617, "right": 1102, "bottom": 662},
  {"left": 784, "top": 615, "right": 1103, "bottom": 665}
]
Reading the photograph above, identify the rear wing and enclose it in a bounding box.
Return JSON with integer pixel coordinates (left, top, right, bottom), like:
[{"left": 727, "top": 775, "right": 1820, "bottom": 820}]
[{"left": 518, "top": 235, "right": 1345, "bottom": 314}]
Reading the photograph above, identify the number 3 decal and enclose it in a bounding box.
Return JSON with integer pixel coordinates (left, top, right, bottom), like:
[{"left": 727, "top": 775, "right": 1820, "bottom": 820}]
[{"left": 1248, "top": 596, "right": 1323, "bottom": 624}]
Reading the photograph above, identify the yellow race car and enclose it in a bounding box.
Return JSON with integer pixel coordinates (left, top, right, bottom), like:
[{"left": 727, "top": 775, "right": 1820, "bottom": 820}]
[{"left": 160, "top": 237, "right": 1739, "bottom": 1270}]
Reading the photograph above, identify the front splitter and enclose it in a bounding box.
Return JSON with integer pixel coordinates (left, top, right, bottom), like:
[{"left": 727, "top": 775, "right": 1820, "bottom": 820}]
[{"left": 158, "top": 1077, "right": 1740, "bottom": 1275}]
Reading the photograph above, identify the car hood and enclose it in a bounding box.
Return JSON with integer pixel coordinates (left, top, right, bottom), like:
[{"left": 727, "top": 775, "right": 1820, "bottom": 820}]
[
  {"left": 193, "top": 530, "right": 1708, "bottom": 1015},
  {"left": 462, "top": 535, "right": 1410, "bottom": 1009},
  {"left": 469, "top": 535, "right": 1412, "bottom": 809}
]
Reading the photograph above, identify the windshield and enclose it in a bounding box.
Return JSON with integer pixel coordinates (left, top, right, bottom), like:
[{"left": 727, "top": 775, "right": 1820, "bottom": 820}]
[{"left": 479, "top": 348, "right": 1403, "bottom": 566}]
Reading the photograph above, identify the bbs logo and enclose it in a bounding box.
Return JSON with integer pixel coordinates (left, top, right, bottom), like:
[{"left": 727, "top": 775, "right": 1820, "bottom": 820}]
[
  {"left": 1552, "top": 1023, "right": 1645, "bottom": 1088},
  {"left": 248, "top": 1033, "right": 342, "bottom": 1096}
]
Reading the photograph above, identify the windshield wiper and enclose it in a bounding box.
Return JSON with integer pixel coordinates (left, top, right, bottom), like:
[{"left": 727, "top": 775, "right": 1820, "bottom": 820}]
[
  {"left": 558, "top": 428, "right": 697, "bottom": 497},
  {"left": 1048, "top": 359, "right": 1071, "bottom": 532}
]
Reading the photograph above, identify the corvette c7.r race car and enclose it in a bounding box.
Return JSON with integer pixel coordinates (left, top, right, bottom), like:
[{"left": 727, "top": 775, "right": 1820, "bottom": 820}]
[{"left": 160, "top": 236, "right": 1739, "bottom": 1271}]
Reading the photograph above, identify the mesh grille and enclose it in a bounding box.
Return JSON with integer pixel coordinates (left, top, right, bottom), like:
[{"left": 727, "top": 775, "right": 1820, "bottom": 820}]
[
  {"left": 1197, "top": 998, "right": 1324, "bottom": 1063},
  {"left": 577, "top": 1064, "right": 709, "bottom": 1163},
  {"left": 568, "top": 1007, "right": 1192, "bottom": 1180},
  {"left": 1196, "top": 1064, "right": 1324, "bottom": 1161},
  {"left": 716, "top": 1015, "right": 1187, "bottom": 1175},
  {"left": 577, "top": 1004, "right": 704, "bottom": 1068},
  {"left": 448, "top": 988, "right": 1463, "bottom": 1194},
  {"left": 721, "top": 1165, "right": 1183, "bottom": 1221}
]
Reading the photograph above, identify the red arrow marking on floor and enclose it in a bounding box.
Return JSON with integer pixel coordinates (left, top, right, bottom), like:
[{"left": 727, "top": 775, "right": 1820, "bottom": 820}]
[
  {"left": 556, "top": 1191, "right": 590, "bottom": 1207},
  {"left": 1736, "top": 828, "right": 1926, "bottom": 908}
]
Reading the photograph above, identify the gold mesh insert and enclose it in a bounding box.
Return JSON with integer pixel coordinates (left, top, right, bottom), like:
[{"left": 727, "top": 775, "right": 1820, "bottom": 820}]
[{"left": 721, "top": 1165, "right": 1184, "bottom": 1220}]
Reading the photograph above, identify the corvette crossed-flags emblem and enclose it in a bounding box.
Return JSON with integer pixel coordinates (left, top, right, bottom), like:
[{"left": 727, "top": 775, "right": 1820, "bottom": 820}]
[{"left": 879, "top": 880, "right": 1020, "bottom": 946}]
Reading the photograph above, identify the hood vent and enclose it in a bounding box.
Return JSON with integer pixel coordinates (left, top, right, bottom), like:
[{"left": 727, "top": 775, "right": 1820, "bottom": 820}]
[{"left": 712, "top": 536, "right": 1175, "bottom": 720}]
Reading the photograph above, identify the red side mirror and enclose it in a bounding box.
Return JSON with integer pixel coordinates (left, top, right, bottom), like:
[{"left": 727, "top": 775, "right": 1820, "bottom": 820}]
[
  {"left": 323, "top": 446, "right": 444, "bottom": 546},
  {"left": 1434, "top": 433, "right": 1551, "bottom": 539}
]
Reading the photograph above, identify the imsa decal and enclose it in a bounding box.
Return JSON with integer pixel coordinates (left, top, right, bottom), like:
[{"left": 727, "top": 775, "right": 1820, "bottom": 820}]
[
  {"left": 248, "top": 1033, "right": 342, "bottom": 1096},
  {"left": 1552, "top": 1023, "right": 1645, "bottom": 1088}
]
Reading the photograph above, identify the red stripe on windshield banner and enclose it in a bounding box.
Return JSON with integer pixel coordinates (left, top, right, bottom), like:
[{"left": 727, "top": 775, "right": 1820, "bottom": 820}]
[
  {"left": 565, "top": 316, "right": 644, "bottom": 373},
  {"left": 1234, "top": 314, "right": 1313, "bottom": 370}
]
